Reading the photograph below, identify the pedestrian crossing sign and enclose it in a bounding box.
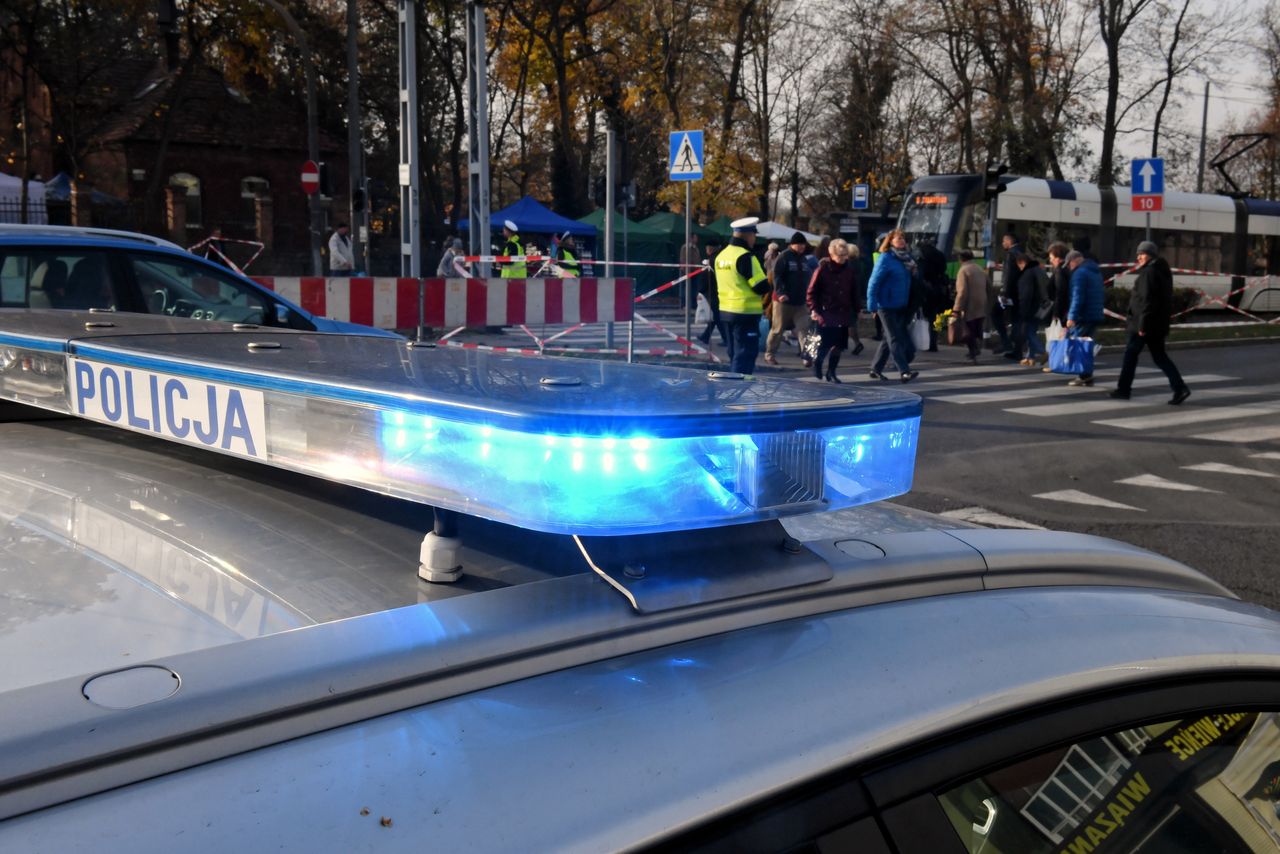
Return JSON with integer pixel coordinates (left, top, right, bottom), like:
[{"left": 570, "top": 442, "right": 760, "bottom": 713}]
[{"left": 669, "top": 130, "right": 704, "bottom": 181}]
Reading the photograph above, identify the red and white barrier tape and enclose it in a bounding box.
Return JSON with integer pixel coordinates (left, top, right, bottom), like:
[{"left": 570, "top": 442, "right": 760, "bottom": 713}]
[
  {"left": 189, "top": 236, "right": 265, "bottom": 273},
  {"left": 634, "top": 267, "right": 706, "bottom": 303},
  {"left": 462, "top": 255, "right": 703, "bottom": 270},
  {"left": 633, "top": 310, "right": 721, "bottom": 362}
]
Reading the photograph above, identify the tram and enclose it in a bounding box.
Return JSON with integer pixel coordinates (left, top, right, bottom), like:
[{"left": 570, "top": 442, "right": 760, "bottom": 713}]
[{"left": 896, "top": 173, "right": 1280, "bottom": 311}]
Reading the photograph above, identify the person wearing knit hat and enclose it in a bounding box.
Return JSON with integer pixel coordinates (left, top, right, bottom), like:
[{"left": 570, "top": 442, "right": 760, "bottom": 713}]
[
  {"left": 1110, "top": 241, "right": 1190, "bottom": 404},
  {"left": 763, "top": 231, "right": 816, "bottom": 366}
]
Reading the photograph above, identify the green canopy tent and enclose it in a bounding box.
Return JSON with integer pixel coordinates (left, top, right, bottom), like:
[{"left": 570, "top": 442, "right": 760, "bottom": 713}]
[
  {"left": 638, "top": 212, "right": 720, "bottom": 244},
  {"left": 577, "top": 209, "right": 680, "bottom": 298},
  {"left": 704, "top": 215, "right": 734, "bottom": 242}
]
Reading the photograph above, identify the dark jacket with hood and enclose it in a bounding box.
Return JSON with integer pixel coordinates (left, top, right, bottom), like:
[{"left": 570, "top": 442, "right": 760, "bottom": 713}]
[
  {"left": 1129, "top": 255, "right": 1174, "bottom": 337},
  {"left": 1015, "top": 260, "right": 1049, "bottom": 322}
]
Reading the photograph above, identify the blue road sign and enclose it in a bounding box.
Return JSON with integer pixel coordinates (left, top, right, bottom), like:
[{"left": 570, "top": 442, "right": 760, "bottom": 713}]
[
  {"left": 852, "top": 183, "right": 870, "bottom": 210},
  {"left": 1131, "top": 158, "right": 1164, "bottom": 196},
  {"left": 669, "top": 131, "right": 704, "bottom": 181}
]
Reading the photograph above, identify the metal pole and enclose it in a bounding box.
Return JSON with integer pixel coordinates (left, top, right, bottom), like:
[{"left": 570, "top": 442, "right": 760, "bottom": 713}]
[
  {"left": 684, "top": 181, "right": 692, "bottom": 351},
  {"left": 346, "top": 0, "right": 363, "bottom": 272},
  {"left": 1196, "top": 81, "right": 1210, "bottom": 194},
  {"left": 398, "top": 0, "right": 422, "bottom": 278},
  {"left": 263, "top": 0, "right": 322, "bottom": 276},
  {"left": 1145, "top": 211, "right": 1151, "bottom": 243},
  {"left": 465, "top": 0, "right": 491, "bottom": 277}
]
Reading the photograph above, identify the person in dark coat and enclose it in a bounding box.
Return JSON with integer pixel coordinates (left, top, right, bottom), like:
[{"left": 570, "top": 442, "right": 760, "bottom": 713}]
[
  {"left": 1110, "top": 241, "right": 1190, "bottom": 404},
  {"left": 915, "top": 239, "right": 949, "bottom": 352},
  {"left": 996, "top": 231, "right": 1024, "bottom": 359},
  {"left": 765, "top": 232, "right": 815, "bottom": 367},
  {"left": 1012, "top": 252, "right": 1050, "bottom": 366},
  {"left": 806, "top": 238, "right": 860, "bottom": 382}
]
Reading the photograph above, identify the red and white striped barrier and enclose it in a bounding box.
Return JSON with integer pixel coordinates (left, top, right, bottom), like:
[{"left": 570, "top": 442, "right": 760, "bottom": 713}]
[{"left": 252, "top": 277, "right": 634, "bottom": 329}]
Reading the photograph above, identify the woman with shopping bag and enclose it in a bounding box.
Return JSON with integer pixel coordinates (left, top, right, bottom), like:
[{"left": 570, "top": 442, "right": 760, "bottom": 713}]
[
  {"left": 866, "top": 230, "right": 919, "bottom": 383},
  {"left": 806, "top": 238, "right": 860, "bottom": 382}
]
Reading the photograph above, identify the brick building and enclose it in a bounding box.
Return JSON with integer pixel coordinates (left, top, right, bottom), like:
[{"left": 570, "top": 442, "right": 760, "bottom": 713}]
[{"left": 2, "top": 54, "right": 348, "bottom": 274}]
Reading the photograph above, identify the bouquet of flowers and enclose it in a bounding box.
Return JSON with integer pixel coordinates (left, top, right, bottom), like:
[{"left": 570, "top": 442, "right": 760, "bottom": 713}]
[{"left": 933, "top": 309, "right": 955, "bottom": 332}]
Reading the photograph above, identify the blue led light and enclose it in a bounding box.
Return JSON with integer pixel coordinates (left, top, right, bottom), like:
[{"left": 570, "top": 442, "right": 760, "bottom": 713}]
[
  {"left": 0, "top": 312, "right": 923, "bottom": 536},
  {"left": 372, "top": 409, "right": 919, "bottom": 535}
]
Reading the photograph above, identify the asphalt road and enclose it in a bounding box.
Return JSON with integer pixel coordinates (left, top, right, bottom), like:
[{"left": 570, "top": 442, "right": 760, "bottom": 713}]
[
  {"left": 882, "top": 340, "right": 1280, "bottom": 609},
  {"left": 459, "top": 310, "right": 1280, "bottom": 606}
]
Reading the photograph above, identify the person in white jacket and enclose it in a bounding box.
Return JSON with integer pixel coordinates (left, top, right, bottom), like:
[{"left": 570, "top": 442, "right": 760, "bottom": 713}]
[{"left": 328, "top": 222, "right": 355, "bottom": 276}]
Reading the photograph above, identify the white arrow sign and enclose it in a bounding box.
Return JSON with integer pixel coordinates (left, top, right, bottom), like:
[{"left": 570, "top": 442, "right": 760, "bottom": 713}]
[{"left": 1139, "top": 161, "right": 1156, "bottom": 193}]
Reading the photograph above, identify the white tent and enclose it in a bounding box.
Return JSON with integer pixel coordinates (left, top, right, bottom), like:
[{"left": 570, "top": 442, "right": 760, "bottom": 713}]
[
  {"left": 754, "top": 220, "right": 820, "bottom": 244},
  {"left": 0, "top": 172, "right": 48, "bottom": 224}
]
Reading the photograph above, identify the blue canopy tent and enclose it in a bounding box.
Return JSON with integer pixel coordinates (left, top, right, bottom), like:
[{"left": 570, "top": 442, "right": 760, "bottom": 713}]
[
  {"left": 457, "top": 197, "right": 596, "bottom": 251},
  {"left": 45, "top": 172, "right": 127, "bottom": 207}
]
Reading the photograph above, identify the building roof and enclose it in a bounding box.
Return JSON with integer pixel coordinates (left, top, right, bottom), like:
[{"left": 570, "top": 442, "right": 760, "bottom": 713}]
[{"left": 91, "top": 59, "right": 340, "bottom": 153}]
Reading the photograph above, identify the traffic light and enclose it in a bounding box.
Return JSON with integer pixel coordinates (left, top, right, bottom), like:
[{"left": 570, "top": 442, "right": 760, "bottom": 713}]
[
  {"left": 352, "top": 181, "right": 366, "bottom": 212},
  {"left": 984, "top": 162, "right": 1008, "bottom": 200},
  {"left": 593, "top": 176, "right": 607, "bottom": 207},
  {"left": 318, "top": 161, "right": 333, "bottom": 197}
]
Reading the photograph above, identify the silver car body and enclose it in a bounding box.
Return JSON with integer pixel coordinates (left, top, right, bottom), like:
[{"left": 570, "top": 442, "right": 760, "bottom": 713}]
[{"left": 0, "top": 309, "right": 1277, "bottom": 852}]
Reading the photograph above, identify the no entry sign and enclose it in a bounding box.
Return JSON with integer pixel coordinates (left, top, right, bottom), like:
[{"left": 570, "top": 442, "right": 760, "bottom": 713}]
[{"left": 301, "top": 160, "right": 320, "bottom": 196}]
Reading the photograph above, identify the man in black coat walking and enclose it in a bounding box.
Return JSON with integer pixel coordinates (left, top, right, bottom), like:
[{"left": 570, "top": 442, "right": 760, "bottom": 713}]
[{"left": 1110, "top": 241, "right": 1190, "bottom": 405}]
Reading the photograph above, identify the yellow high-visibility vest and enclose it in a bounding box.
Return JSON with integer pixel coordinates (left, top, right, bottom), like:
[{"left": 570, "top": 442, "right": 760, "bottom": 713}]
[
  {"left": 501, "top": 235, "right": 526, "bottom": 278},
  {"left": 714, "top": 244, "right": 767, "bottom": 314}
]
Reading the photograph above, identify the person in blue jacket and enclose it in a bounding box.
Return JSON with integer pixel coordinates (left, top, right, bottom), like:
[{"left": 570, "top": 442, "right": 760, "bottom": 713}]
[
  {"left": 866, "top": 229, "right": 918, "bottom": 383},
  {"left": 1063, "top": 249, "right": 1105, "bottom": 386}
]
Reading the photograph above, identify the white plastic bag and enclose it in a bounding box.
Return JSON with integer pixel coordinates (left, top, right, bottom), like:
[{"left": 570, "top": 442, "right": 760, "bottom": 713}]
[
  {"left": 909, "top": 314, "right": 930, "bottom": 351},
  {"left": 1046, "top": 319, "right": 1066, "bottom": 342},
  {"left": 694, "top": 292, "right": 712, "bottom": 325}
]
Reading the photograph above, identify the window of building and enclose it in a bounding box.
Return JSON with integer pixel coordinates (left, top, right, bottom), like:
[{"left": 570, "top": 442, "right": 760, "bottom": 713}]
[
  {"left": 241, "top": 177, "right": 270, "bottom": 200},
  {"left": 169, "top": 172, "right": 202, "bottom": 228}
]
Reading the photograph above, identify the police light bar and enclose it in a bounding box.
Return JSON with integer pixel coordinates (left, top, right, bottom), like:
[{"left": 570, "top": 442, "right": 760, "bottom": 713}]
[{"left": 0, "top": 311, "right": 922, "bottom": 536}]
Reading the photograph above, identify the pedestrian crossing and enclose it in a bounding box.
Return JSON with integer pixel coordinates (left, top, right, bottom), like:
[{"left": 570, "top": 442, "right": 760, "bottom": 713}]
[
  {"left": 907, "top": 359, "right": 1280, "bottom": 439},
  {"left": 905, "top": 356, "right": 1280, "bottom": 524}
]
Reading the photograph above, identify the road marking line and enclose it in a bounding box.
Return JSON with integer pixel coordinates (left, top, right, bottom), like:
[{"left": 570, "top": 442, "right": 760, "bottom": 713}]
[
  {"left": 1182, "top": 462, "right": 1279, "bottom": 478},
  {"left": 1094, "top": 401, "right": 1280, "bottom": 430},
  {"left": 911, "top": 368, "right": 1152, "bottom": 394},
  {"left": 1192, "top": 425, "right": 1280, "bottom": 443},
  {"left": 1033, "top": 489, "right": 1146, "bottom": 511},
  {"left": 1252, "top": 452, "right": 1280, "bottom": 460},
  {"left": 1115, "top": 474, "right": 1221, "bottom": 492},
  {"left": 939, "top": 507, "right": 1047, "bottom": 529},
  {"left": 1007, "top": 384, "right": 1280, "bottom": 417},
  {"left": 931, "top": 373, "right": 1235, "bottom": 405}
]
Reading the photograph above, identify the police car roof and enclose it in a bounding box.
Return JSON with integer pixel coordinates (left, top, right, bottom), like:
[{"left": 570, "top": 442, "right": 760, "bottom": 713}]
[
  {"left": 0, "top": 224, "right": 186, "bottom": 252},
  {"left": 0, "top": 310, "right": 1268, "bottom": 837}
]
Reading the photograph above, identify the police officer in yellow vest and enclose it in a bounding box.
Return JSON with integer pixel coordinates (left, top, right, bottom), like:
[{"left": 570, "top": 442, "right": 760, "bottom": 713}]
[
  {"left": 500, "top": 219, "right": 526, "bottom": 278},
  {"left": 715, "top": 216, "right": 770, "bottom": 374},
  {"left": 557, "top": 231, "right": 580, "bottom": 278}
]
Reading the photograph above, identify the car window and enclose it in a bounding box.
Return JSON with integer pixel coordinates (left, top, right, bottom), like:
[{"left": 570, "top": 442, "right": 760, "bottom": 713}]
[
  {"left": 938, "top": 710, "right": 1280, "bottom": 853},
  {"left": 0, "top": 250, "right": 117, "bottom": 310},
  {"left": 129, "top": 254, "right": 269, "bottom": 325}
]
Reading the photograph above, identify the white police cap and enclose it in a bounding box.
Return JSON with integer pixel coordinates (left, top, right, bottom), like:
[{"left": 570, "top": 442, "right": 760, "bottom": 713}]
[
  {"left": 504, "top": 219, "right": 518, "bottom": 232},
  {"left": 730, "top": 216, "right": 759, "bottom": 233}
]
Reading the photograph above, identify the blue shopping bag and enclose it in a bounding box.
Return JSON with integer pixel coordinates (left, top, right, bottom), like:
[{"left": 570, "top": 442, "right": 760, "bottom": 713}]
[{"left": 1048, "top": 335, "right": 1094, "bottom": 374}]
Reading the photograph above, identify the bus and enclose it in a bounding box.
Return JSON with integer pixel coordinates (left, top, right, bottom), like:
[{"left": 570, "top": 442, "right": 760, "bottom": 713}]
[{"left": 896, "top": 173, "right": 1280, "bottom": 312}]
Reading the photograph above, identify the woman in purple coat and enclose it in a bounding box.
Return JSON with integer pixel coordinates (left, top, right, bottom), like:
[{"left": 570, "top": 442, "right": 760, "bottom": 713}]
[{"left": 806, "top": 238, "right": 860, "bottom": 382}]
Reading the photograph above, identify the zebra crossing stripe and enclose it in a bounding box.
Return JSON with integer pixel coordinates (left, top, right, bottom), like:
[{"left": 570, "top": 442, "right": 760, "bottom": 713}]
[
  {"left": 1251, "top": 452, "right": 1280, "bottom": 460},
  {"left": 1182, "top": 462, "right": 1279, "bottom": 478},
  {"left": 939, "top": 507, "right": 1047, "bottom": 529},
  {"left": 1192, "top": 425, "right": 1280, "bottom": 443},
  {"left": 1094, "top": 401, "right": 1280, "bottom": 430},
  {"left": 1006, "top": 384, "right": 1276, "bottom": 417},
  {"left": 1115, "top": 474, "right": 1220, "bottom": 493},
  {"left": 929, "top": 373, "right": 1235, "bottom": 405},
  {"left": 1033, "top": 490, "right": 1145, "bottom": 511}
]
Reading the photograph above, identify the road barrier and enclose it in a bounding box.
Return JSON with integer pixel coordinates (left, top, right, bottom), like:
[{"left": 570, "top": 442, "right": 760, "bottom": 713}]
[{"left": 252, "top": 276, "right": 634, "bottom": 330}]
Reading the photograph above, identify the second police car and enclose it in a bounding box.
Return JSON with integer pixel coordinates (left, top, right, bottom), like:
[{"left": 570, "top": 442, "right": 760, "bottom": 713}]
[
  {"left": 0, "top": 308, "right": 1278, "bottom": 852},
  {"left": 0, "top": 225, "right": 399, "bottom": 337}
]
